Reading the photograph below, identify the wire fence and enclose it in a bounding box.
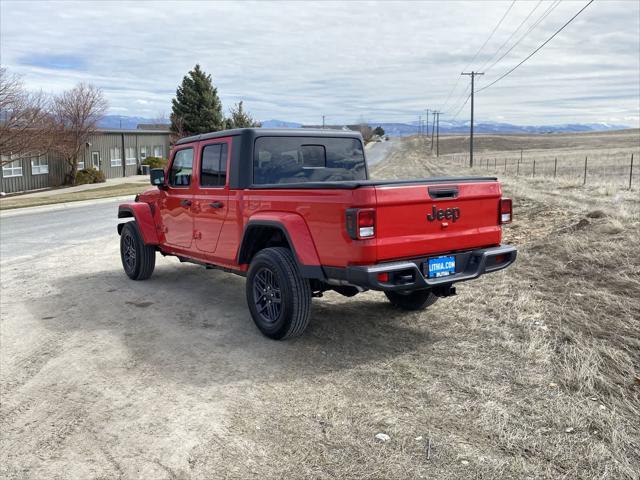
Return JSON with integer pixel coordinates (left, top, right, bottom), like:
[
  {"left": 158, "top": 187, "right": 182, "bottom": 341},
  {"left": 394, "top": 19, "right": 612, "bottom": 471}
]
[{"left": 449, "top": 150, "right": 638, "bottom": 189}]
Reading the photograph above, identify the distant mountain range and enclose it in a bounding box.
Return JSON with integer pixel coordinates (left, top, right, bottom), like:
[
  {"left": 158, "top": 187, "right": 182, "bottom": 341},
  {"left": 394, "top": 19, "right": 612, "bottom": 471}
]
[
  {"left": 98, "top": 115, "right": 630, "bottom": 135},
  {"left": 260, "top": 119, "right": 304, "bottom": 129},
  {"left": 359, "top": 120, "right": 631, "bottom": 135}
]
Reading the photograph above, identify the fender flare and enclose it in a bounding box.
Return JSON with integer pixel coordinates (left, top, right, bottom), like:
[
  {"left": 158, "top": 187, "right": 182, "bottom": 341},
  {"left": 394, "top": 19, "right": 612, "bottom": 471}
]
[
  {"left": 238, "top": 212, "right": 324, "bottom": 279},
  {"left": 117, "top": 203, "right": 160, "bottom": 245}
]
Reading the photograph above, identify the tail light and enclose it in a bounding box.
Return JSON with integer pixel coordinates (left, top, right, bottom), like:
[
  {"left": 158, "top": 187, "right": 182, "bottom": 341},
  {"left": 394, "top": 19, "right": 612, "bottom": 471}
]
[
  {"left": 500, "top": 198, "right": 512, "bottom": 224},
  {"left": 346, "top": 208, "right": 376, "bottom": 239}
]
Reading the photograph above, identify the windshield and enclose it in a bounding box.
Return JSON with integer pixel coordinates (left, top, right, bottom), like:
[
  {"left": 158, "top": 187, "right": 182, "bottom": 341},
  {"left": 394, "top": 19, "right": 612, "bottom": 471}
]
[{"left": 253, "top": 136, "right": 366, "bottom": 185}]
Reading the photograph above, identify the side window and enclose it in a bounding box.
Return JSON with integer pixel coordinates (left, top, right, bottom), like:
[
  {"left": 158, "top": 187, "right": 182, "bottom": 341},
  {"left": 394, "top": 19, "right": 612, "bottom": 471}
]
[
  {"left": 169, "top": 148, "right": 193, "bottom": 187},
  {"left": 201, "top": 143, "right": 228, "bottom": 187}
]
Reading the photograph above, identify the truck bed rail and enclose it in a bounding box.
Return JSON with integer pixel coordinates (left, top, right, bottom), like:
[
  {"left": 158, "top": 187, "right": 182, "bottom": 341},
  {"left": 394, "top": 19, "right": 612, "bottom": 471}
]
[{"left": 249, "top": 177, "right": 498, "bottom": 190}]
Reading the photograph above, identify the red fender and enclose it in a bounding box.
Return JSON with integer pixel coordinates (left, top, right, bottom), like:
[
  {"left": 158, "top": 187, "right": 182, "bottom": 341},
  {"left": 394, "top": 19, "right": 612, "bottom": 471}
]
[
  {"left": 242, "top": 212, "right": 321, "bottom": 266},
  {"left": 117, "top": 203, "right": 159, "bottom": 245}
]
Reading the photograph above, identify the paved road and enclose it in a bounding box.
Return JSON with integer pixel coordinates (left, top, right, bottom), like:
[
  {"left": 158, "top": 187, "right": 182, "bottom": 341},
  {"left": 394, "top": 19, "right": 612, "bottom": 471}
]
[
  {"left": 0, "top": 198, "right": 121, "bottom": 263},
  {"left": 366, "top": 139, "right": 395, "bottom": 167}
]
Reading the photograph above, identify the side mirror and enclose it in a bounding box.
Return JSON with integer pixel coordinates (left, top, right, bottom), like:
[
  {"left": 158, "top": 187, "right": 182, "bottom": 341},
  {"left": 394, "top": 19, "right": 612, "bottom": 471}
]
[{"left": 150, "top": 168, "right": 166, "bottom": 188}]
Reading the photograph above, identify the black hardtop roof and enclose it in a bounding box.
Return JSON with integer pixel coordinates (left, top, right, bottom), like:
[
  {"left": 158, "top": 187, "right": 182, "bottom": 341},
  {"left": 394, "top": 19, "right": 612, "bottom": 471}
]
[{"left": 174, "top": 128, "right": 363, "bottom": 145}]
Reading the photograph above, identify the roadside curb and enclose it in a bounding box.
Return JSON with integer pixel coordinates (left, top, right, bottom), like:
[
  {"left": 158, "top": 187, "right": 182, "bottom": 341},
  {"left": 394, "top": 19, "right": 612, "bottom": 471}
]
[{"left": 0, "top": 195, "right": 135, "bottom": 218}]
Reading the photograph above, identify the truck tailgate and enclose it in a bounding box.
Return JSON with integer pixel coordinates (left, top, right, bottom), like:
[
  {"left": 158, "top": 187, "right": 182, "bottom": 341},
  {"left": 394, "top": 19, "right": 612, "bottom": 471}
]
[{"left": 374, "top": 181, "right": 502, "bottom": 261}]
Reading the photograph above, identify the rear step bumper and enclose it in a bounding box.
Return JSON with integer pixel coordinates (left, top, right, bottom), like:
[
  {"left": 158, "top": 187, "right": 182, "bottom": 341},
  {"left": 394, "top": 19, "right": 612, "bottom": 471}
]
[{"left": 324, "top": 245, "right": 517, "bottom": 292}]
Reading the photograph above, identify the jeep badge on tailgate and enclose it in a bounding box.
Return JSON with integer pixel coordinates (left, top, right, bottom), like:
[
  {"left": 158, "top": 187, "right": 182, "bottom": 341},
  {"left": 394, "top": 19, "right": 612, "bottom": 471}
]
[{"left": 427, "top": 205, "right": 461, "bottom": 222}]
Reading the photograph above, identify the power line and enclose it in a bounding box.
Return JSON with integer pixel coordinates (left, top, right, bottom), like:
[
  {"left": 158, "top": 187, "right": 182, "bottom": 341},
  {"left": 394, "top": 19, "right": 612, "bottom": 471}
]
[
  {"left": 445, "top": 84, "right": 471, "bottom": 121},
  {"left": 439, "top": 0, "right": 516, "bottom": 112},
  {"left": 483, "top": 0, "right": 563, "bottom": 75},
  {"left": 449, "top": 94, "right": 471, "bottom": 122},
  {"left": 477, "top": 0, "right": 595, "bottom": 93},
  {"left": 444, "top": 84, "right": 471, "bottom": 118},
  {"left": 477, "top": 0, "right": 544, "bottom": 72},
  {"left": 465, "top": 0, "right": 517, "bottom": 74}
]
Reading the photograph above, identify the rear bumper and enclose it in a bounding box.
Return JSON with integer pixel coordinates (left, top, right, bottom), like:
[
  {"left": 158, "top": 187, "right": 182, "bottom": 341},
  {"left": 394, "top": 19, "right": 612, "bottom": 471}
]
[{"left": 323, "top": 245, "right": 517, "bottom": 292}]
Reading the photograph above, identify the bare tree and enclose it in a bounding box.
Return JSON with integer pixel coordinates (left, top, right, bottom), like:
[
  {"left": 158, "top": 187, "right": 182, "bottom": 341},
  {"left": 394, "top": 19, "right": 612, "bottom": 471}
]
[
  {"left": 51, "top": 83, "right": 107, "bottom": 184},
  {"left": 0, "top": 67, "right": 54, "bottom": 166},
  {"left": 358, "top": 123, "right": 373, "bottom": 143}
]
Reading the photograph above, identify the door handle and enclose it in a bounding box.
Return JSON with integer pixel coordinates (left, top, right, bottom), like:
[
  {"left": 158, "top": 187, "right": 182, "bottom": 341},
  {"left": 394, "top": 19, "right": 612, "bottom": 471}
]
[
  {"left": 180, "top": 200, "right": 192, "bottom": 207},
  {"left": 209, "top": 201, "right": 224, "bottom": 209}
]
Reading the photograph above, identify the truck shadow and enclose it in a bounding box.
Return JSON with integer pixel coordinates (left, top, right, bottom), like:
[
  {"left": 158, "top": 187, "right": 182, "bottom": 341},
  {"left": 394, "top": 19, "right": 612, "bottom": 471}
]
[{"left": 29, "top": 262, "right": 435, "bottom": 387}]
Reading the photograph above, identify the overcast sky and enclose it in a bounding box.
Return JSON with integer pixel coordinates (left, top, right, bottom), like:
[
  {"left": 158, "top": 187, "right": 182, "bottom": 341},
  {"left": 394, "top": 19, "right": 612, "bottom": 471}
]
[{"left": 1, "top": 0, "right": 639, "bottom": 126}]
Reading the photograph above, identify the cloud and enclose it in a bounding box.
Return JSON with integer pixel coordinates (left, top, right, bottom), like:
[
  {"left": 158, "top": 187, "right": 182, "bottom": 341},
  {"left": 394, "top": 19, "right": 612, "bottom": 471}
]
[{"left": 1, "top": 0, "right": 638, "bottom": 126}]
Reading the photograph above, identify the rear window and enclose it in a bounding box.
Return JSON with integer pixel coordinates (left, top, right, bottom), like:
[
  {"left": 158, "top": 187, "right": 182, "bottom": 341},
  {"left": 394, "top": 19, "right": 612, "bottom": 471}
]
[{"left": 253, "top": 137, "right": 366, "bottom": 185}]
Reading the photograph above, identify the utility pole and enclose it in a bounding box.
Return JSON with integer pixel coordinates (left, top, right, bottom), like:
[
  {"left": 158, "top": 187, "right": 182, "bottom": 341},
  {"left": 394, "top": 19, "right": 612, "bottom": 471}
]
[
  {"left": 322, "top": 115, "right": 325, "bottom": 129},
  {"left": 461, "top": 71, "right": 484, "bottom": 167},
  {"left": 435, "top": 111, "right": 440, "bottom": 157},
  {"left": 430, "top": 111, "right": 436, "bottom": 151},
  {"left": 425, "top": 109, "right": 430, "bottom": 141},
  {"left": 419, "top": 115, "right": 422, "bottom": 136}
]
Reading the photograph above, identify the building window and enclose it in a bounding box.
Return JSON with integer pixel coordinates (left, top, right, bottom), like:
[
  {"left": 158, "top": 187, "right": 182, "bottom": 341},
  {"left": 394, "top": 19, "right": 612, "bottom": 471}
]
[
  {"left": 2, "top": 157, "right": 23, "bottom": 178},
  {"left": 91, "top": 151, "right": 100, "bottom": 169},
  {"left": 78, "top": 160, "right": 85, "bottom": 170},
  {"left": 125, "top": 147, "right": 136, "bottom": 165},
  {"left": 153, "top": 145, "right": 163, "bottom": 158},
  {"left": 140, "top": 147, "right": 147, "bottom": 160},
  {"left": 110, "top": 147, "right": 122, "bottom": 167},
  {"left": 31, "top": 157, "right": 49, "bottom": 175}
]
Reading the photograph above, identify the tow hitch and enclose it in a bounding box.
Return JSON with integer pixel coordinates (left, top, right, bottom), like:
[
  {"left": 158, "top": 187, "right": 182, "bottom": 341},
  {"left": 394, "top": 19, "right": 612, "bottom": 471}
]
[{"left": 433, "top": 285, "right": 456, "bottom": 297}]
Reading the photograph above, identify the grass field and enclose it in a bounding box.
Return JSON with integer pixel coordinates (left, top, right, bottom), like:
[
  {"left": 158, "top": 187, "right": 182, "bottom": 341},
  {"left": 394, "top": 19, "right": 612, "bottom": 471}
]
[
  {"left": 364, "top": 134, "right": 640, "bottom": 479},
  {"left": 224, "top": 133, "right": 639, "bottom": 479},
  {"left": 418, "top": 128, "right": 640, "bottom": 188},
  {"left": 0, "top": 182, "right": 146, "bottom": 210}
]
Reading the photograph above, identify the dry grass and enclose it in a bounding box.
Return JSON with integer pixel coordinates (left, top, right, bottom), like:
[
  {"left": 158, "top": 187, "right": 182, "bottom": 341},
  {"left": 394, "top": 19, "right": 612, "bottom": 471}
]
[
  {"left": 1, "top": 133, "right": 638, "bottom": 479},
  {"left": 421, "top": 128, "right": 640, "bottom": 188},
  {"left": 212, "top": 135, "right": 639, "bottom": 479},
  {"left": 0, "top": 183, "right": 146, "bottom": 210}
]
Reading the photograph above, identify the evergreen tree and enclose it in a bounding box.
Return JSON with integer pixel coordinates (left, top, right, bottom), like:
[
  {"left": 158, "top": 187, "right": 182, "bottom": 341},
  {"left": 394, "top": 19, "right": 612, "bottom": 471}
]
[
  {"left": 170, "top": 64, "right": 224, "bottom": 137},
  {"left": 373, "top": 126, "right": 385, "bottom": 136},
  {"left": 225, "top": 101, "right": 261, "bottom": 129}
]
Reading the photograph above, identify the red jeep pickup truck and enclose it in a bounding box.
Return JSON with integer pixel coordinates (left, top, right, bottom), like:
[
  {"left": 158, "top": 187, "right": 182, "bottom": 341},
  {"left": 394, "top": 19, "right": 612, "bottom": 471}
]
[{"left": 118, "top": 128, "right": 516, "bottom": 339}]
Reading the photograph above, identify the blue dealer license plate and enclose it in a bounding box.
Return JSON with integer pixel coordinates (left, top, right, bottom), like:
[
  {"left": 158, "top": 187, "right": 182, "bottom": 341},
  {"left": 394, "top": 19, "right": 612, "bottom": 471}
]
[{"left": 427, "top": 256, "right": 456, "bottom": 278}]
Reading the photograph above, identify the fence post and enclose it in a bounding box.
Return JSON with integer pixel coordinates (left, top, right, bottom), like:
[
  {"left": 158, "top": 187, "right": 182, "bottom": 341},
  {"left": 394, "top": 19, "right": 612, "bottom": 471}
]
[
  {"left": 517, "top": 150, "right": 521, "bottom": 176},
  {"left": 554, "top": 157, "right": 557, "bottom": 178},
  {"left": 533, "top": 158, "right": 536, "bottom": 177},
  {"left": 504, "top": 158, "right": 507, "bottom": 174},
  {"left": 630, "top": 153, "right": 634, "bottom": 190},
  {"left": 583, "top": 156, "right": 588, "bottom": 185}
]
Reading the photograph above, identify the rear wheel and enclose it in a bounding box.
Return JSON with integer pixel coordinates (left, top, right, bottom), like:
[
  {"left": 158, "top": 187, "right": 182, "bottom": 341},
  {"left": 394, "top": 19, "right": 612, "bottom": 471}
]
[
  {"left": 120, "top": 222, "right": 156, "bottom": 280},
  {"left": 385, "top": 289, "right": 438, "bottom": 311},
  {"left": 246, "top": 247, "right": 311, "bottom": 340}
]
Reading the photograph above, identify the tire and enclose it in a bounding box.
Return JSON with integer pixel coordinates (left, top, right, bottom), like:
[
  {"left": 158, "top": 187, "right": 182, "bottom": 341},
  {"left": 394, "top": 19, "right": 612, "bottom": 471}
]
[
  {"left": 120, "top": 222, "right": 156, "bottom": 280},
  {"left": 246, "top": 247, "right": 311, "bottom": 340},
  {"left": 385, "top": 289, "right": 438, "bottom": 311}
]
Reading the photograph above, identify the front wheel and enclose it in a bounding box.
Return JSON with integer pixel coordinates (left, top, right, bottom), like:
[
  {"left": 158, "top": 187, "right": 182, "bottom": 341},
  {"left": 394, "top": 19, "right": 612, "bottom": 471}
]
[
  {"left": 120, "top": 222, "right": 156, "bottom": 280},
  {"left": 246, "top": 247, "right": 311, "bottom": 340},
  {"left": 385, "top": 289, "right": 438, "bottom": 311}
]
